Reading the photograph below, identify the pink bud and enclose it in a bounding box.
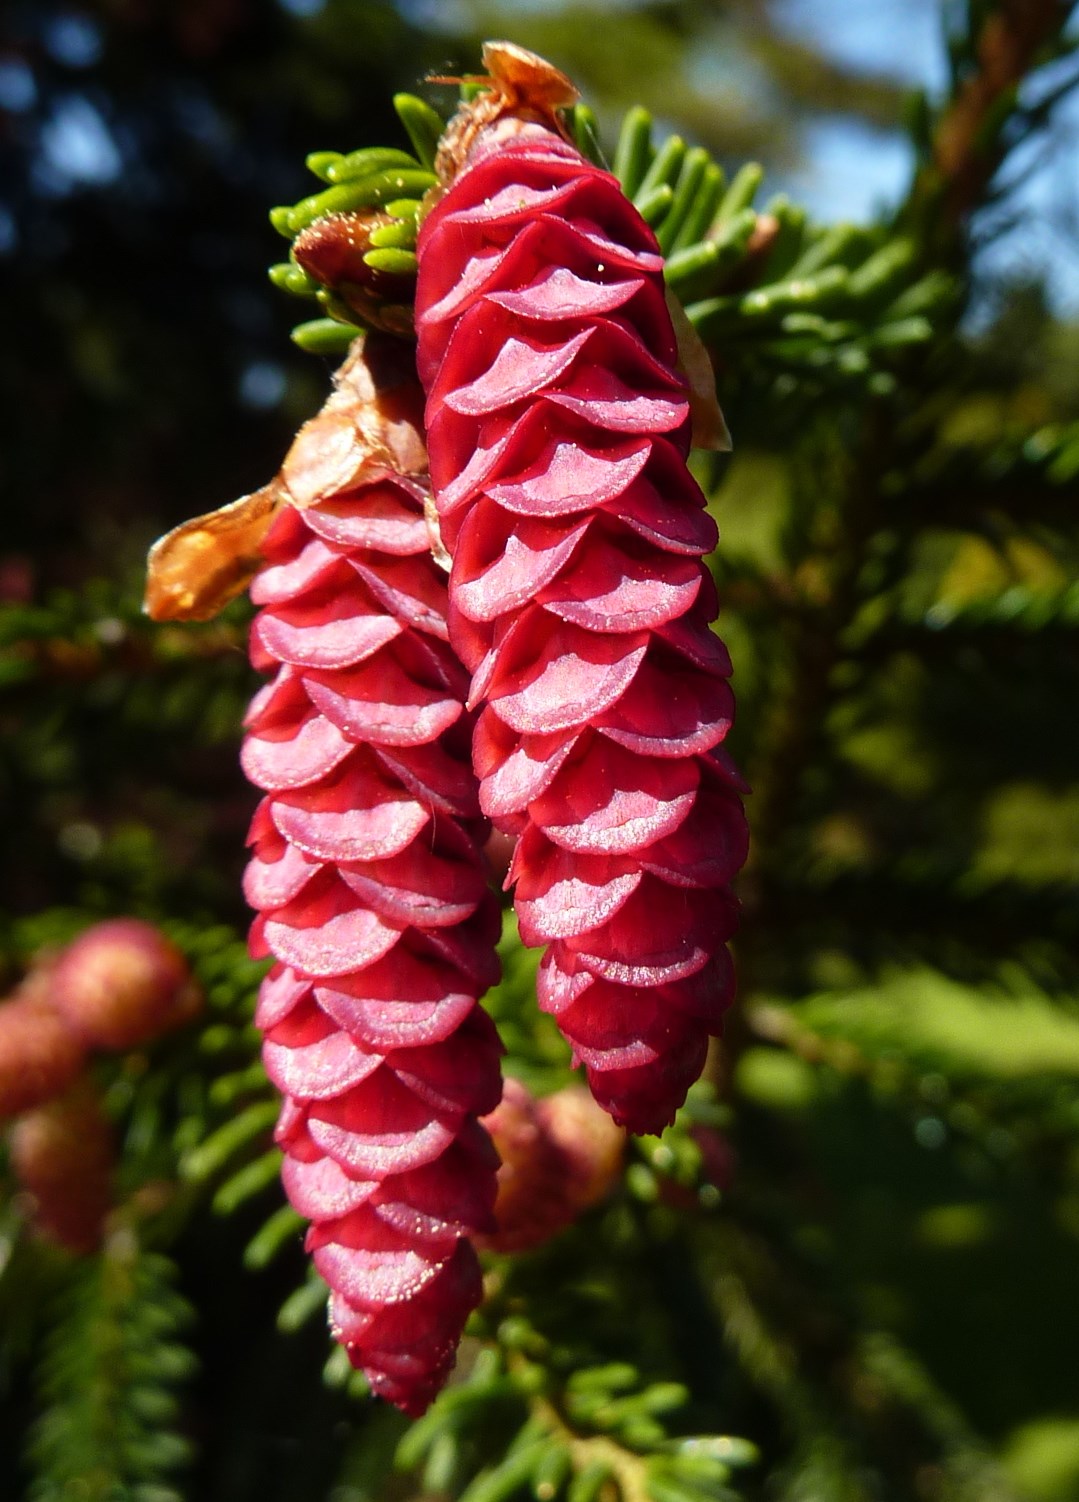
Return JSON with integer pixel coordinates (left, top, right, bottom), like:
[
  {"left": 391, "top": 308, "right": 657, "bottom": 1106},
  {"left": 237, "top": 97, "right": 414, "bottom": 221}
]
[
  {"left": 480, "top": 1080, "right": 624, "bottom": 1253},
  {"left": 9, "top": 1083, "right": 114, "bottom": 1254},
  {"left": 52, "top": 919, "right": 201, "bottom": 1052},
  {"left": 0, "top": 981, "right": 85, "bottom": 1120}
]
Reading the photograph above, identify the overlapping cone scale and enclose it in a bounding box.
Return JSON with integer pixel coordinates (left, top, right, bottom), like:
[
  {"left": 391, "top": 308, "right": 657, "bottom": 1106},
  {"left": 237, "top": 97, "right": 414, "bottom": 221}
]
[
  {"left": 242, "top": 342, "right": 503, "bottom": 1416},
  {"left": 416, "top": 115, "right": 748, "bottom": 1135}
]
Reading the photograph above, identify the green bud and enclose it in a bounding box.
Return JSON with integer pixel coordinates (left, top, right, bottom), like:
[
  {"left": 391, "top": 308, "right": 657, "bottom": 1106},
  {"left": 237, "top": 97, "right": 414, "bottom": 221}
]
[
  {"left": 656, "top": 1455, "right": 732, "bottom": 1488},
  {"left": 618, "top": 1418, "right": 667, "bottom": 1449},
  {"left": 268, "top": 262, "right": 319, "bottom": 298},
  {"left": 567, "top": 1363, "right": 640, "bottom": 1395},
  {"left": 396, "top": 1407, "right": 454, "bottom": 1472},
  {"left": 209, "top": 1061, "right": 276, "bottom": 1106},
  {"left": 243, "top": 1203, "right": 304, "bottom": 1271},
  {"left": 714, "top": 162, "right": 763, "bottom": 224},
  {"left": 847, "top": 238, "right": 917, "bottom": 302},
  {"left": 287, "top": 169, "right": 436, "bottom": 234},
  {"left": 567, "top": 1460, "right": 616, "bottom": 1502},
  {"left": 639, "top": 1383, "right": 690, "bottom": 1415},
  {"left": 363, "top": 247, "right": 420, "bottom": 277},
  {"left": 787, "top": 222, "right": 867, "bottom": 278},
  {"left": 423, "top": 1433, "right": 462, "bottom": 1496},
  {"left": 324, "top": 147, "right": 420, "bottom": 184},
  {"left": 367, "top": 218, "right": 419, "bottom": 250},
  {"left": 708, "top": 206, "right": 759, "bottom": 265},
  {"left": 315, "top": 287, "right": 362, "bottom": 323},
  {"left": 645, "top": 1471, "right": 725, "bottom": 1502},
  {"left": 646, "top": 1458, "right": 736, "bottom": 1502},
  {"left": 672, "top": 163, "right": 726, "bottom": 252},
  {"left": 532, "top": 1443, "right": 573, "bottom": 1501},
  {"left": 212, "top": 1149, "right": 283, "bottom": 1215},
  {"left": 674, "top": 1436, "right": 759, "bottom": 1469},
  {"left": 636, "top": 184, "right": 675, "bottom": 228},
  {"left": 636, "top": 135, "right": 686, "bottom": 207},
  {"left": 883, "top": 270, "right": 955, "bottom": 319},
  {"left": 869, "top": 316, "right": 933, "bottom": 348},
  {"left": 290, "top": 318, "right": 358, "bottom": 354},
  {"left": 457, "top": 1443, "right": 551, "bottom": 1502},
  {"left": 323, "top": 1344, "right": 353, "bottom": 1389},
  {"left": 180, "top": 1101, "right": 278, "bottom": 1183},
  {"left": 755, "top": 195, "right": 806, "bottom": 280},
  {"left": 511, "top": 1361, "right": 550, "bottom": 1397},
  {"left": 626, "top": 1161, "right": 659, "bottom": 1201},
  {"left": 565, "top": 1389, "right": 608, "bottom": 1425},
  {"left": 690, "top": 265, "right": 851, "bottom": 340},
  {"left": 779, "top": 312, "right": 851, "bottom": 339},
  {"left": 498, "top": 1316, "right": 550, "bottom": 1359},
  {"left": 304, "top": 151, "right": 343, "bottom": 181},
  {"left": 658, "top": 148, "right": 711, "bottom": 254},
  {"left": 834, "top": 346, "right": 870, "bottom": 375},
  {"left": 276, "top": 1275, "right": 328, "bottom": 1335},
  {"left": 613, "top": 106, "right": 654, "bottom": 199},
  {"left": 394, "top": 92, "right": 446, "bottom": 170},
  {"left": 384, "top": 197, "right": 423, "bottom": 221},
  {"left": 572, "top": 104, "right": 605, "bottom": 166},
  {"left": 508, "top": 1414, "right": 552, "bottom": 1455}
]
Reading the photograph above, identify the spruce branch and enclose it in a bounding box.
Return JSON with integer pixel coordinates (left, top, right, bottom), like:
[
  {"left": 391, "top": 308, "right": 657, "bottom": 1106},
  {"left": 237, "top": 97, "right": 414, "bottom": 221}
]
[
  {"left": 739, "top": 406, "right": 893, "bottom": 915},
  {"left": 747, "top": 985, "right": 1079, "bottom": 1168},
  {"left": 752, "top": 869, "right": 1079, "bottom": 995},
  {"left": 700, "top": 1213, "right": 1025, "bottom": 1502},
  {"left": 905, "top": 0, "right": 1079, "bottom": 248},
  {"left": 27, "top": 1237, "right": 195, "bottom": 1502},
  {"left": 269, "top": 95, "right": 952, "bottom": 402},
  {"left": 899, "top": 420, "right": 1079, "bottom": 529},
  {"left": 936, "top": 0, "right": 1074, "bottom": 214}
]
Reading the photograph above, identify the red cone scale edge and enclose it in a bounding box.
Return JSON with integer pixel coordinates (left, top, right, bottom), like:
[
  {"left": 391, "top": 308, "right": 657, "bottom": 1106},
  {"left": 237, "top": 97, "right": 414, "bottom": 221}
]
[
  {"left": 148, "top": 336, "right": 506, "bottom": 1416},
  {"left": 415, "top": 43, "right": 749, "bottom": 1135}
]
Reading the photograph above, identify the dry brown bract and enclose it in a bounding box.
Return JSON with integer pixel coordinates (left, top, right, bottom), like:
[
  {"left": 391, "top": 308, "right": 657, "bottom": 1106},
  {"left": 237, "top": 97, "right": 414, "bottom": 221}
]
[
  {"left": 144, "top": 337, "right": 426, "bottom": 622},
  {"left": 432, "top": 40, "right": 579, "bottom": 186}
]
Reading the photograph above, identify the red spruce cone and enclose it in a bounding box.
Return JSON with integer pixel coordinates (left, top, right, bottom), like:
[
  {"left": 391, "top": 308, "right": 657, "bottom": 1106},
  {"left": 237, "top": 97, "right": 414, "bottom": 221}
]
[
  {"left": 242, "top": 337, "right": 503, "bottom": 1416},
  {"left": 9, "top": 1082, "right": 114, "bottom": 1254},
  {"left": 52, "top": 918, "right": 201, "bottom": 1051},
  {"left": 480, "top": 1078, "right": 624, "bottom": 1253},
  {"left": 415, "top": 45, "right": 749, "bottom": 1134}
]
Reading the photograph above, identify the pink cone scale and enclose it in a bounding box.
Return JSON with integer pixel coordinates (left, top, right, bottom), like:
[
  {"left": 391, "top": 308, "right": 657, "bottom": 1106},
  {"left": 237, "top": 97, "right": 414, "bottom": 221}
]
[
  {"left": 415, "top": 44, "right": 749, "bottom": 1135},
  {"left": 240, "top": 338, "right": 503, "bottom": 1416}
]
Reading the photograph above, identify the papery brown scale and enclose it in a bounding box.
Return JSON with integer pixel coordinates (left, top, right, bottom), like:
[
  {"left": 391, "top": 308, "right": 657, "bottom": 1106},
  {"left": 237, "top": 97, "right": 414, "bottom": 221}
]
[{"left": 416, "top": 65, "right": 748, "bottom": 1135}]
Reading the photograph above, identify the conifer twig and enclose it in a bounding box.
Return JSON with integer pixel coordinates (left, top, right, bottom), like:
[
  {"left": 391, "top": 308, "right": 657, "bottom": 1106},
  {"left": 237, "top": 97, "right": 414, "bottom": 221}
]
[{"left": 934, "top": 0, "right": 1073, "bottom": 221}]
